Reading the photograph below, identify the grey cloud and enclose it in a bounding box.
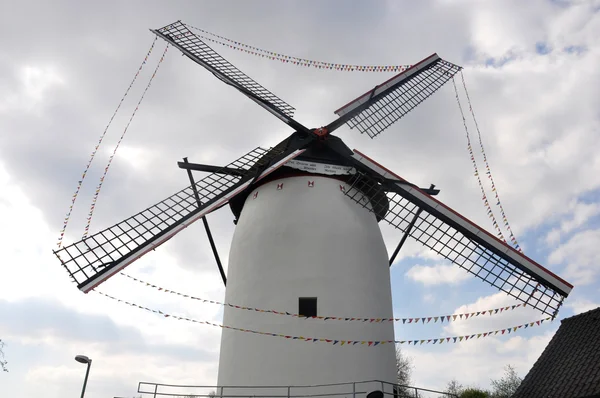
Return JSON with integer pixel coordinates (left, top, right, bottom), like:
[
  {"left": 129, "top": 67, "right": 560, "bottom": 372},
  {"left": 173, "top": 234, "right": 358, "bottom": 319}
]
[
  {"left": 0, "top": 0, "right": 477, "bottom": 276},
  {"left": 0, "top": 297, "right": 217, "bottom": 362}
]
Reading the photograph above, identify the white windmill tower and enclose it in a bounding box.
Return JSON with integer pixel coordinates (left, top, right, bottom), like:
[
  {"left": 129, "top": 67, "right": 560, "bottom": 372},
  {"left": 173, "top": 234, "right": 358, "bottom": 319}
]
[{"left": 55, "top": 20, "right": 573, "bottom": 398}]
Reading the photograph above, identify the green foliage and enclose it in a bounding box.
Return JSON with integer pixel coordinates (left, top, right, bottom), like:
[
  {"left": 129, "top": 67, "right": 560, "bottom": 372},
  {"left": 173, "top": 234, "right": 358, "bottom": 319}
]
[
  {"left": 459, "top": 388, "right": 490, "bottom": 398},
  {"left": 0, "top": 339, "right": 7, "bottom": 373},
  {"left": 444, "top": 364, "right": 522, "bottom": 398},
  {"left": 396, "top": 346, "right": 413, "bottom": 385},
  {"left": 446, "top": 379, "right": 464, "bottom": 396},
  {"left": 395, "top": 346, "right": 414, "bottom": 395},
  {"left": 489, "top": 365, "right": 522, "bottom": 398}
]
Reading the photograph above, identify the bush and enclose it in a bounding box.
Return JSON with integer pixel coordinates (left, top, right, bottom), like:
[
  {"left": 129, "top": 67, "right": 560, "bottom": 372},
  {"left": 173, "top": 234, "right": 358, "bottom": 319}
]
[{"left": 459, "top": 388, "right": 490, "bottom": 398}]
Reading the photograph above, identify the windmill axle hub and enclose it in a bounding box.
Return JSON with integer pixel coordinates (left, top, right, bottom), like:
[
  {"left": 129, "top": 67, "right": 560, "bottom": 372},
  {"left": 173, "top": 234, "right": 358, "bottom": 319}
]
[{"left": 312, "top": 127, "right": 329, "bottom": 137}]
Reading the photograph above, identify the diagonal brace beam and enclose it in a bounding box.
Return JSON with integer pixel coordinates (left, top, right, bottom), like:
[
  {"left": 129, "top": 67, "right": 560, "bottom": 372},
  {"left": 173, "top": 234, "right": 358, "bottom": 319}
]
[
  {"left": 183, "top": 157, "right": 227, "bottom": 286},
  {"left": 388, "top": 185, "right": 437, "bottom": 266},
  {"left": 389, "top": 208, "right": 423, "bottom": 267}
]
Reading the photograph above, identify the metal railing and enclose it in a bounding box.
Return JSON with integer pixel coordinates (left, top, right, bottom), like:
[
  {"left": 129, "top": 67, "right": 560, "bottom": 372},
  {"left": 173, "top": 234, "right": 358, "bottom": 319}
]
[{"left": 138, "top": 380, "right": 458, "bottom": 398}]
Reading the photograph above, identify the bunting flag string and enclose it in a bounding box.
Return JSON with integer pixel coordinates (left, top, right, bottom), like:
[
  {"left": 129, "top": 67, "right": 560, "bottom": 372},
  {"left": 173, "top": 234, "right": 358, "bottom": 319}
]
[
  {"left": 460, "top": 72, "right": 521, "bottom": 252},
  {"left": 120, "top": 272, "right": 528, "bottom": 323},
  {"left": 82, "top": 44, "right": 169, "bottom": 238},
  {"left": 56, "top": 37, "right": 158, "bottom": 248},
  {"left": 452, "top": 78, "right": 508, "bottom": 243},
  {"left": 97, "top": 291, "right": 553, "bottom": 346},
  {"left": 184, "top": 23, "right": 411, "bottom": 73}
]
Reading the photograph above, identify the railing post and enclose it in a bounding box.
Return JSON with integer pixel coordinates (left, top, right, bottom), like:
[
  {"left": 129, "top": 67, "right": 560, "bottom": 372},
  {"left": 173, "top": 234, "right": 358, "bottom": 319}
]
[
  {"left": 153, "top": 384, "right": 158, "bottom": 398},
  {"left": 287, "top": 386, "right": 291, "bottom": 398},
  {"left": 220, "top": 386, "right": 224, "bottom": 398},
  {"left": 380, "top": 381, "right": 384, "bottom": 396},
  {"left": 413, "top": 387, "right": 417, "bottom": 398},
  {"left": 352, "top": 382, "right": 356, "bottom": 398}
]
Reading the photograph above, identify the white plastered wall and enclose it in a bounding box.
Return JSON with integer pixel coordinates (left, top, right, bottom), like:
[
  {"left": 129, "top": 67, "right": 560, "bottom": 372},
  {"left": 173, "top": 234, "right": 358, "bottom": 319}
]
[{"left": 217, "top": 176, "right": 396, "bottom": 396}]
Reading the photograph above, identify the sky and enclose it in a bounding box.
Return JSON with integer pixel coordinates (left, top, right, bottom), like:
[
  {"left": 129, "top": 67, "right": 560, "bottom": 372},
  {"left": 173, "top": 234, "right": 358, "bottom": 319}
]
[{"left": 0, "top": 0, "right": 599, "bottom": 397}]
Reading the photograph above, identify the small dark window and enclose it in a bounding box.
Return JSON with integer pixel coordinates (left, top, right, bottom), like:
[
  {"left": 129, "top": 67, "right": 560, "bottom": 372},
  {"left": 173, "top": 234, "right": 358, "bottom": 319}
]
[{"left": 298, "top": 297, "right": 317, "bottom": 317}]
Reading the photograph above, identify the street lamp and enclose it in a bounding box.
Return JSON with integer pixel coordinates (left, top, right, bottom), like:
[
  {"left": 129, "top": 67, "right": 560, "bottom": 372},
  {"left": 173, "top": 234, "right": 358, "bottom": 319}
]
[{"left": 75, "top": 354, "right": 92, "bottom": 398}]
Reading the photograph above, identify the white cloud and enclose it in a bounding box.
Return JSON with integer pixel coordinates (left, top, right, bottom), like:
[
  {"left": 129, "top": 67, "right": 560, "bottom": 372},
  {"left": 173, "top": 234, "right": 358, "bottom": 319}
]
[
  {"left": 548, "top": 228, "right": 600, "bottom": 285},
  {"left": 408, "top": 331, "right": 554, "bottom": 391},
  {"left": 407, "top": 291, "right": 558, "bottom": 391},
  {"left": 405, "top": 263, "right": 471, "bottom": 286},
  {"left": 442, "top": 292, "right": 546, "bottom": 337},
  {"left": 0, "top": 65, "right": 64, "bottom": 113},
  {"left": 545, "top": 200, "right": 600, "bottom": 245},
  {"left": 565, "top": 297, "right": 600, "bottom": 315},
  {"left": 0, "top": 159, "right": 224, "bottom": 395}
]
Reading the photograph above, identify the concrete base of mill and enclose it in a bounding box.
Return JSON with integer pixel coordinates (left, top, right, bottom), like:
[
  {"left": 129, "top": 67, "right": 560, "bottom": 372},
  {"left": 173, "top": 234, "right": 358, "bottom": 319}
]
[{"left": 217, "top": 175, "right": 396, "bottom": 397}]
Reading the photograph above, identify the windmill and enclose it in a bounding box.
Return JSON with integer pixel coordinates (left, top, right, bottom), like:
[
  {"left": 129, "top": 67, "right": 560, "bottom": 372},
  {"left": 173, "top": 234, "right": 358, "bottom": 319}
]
[{"left": 54, "top": 21, "right": 573, "bottom": 396}]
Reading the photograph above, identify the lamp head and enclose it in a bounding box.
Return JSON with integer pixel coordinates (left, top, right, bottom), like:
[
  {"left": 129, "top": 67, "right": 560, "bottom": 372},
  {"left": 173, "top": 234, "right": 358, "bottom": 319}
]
[{"left": 75, "top": 355, "right": 91, "bottom": 364}]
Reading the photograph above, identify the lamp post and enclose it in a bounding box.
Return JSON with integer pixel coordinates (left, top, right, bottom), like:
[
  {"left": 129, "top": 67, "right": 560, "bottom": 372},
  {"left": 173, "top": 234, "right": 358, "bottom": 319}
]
[{"left": 75, "top": 354, "right": 92, "bottom": 398}]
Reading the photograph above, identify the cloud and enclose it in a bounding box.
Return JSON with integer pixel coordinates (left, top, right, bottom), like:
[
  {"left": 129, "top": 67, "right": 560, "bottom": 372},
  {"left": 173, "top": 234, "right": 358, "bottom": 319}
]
[
  {"left": 565, "top": 297, "right": 600, "bottom": 315},
  {"left": 0, "top": 0, "right": 598, "bottom": 396},
  {"left": 0, "top": 297, "right": 216, "bottom": 362},
  {"left": 405, "top": 263, "right": 471, "bottom": 286},
  {"left": 406, "top": 290, "right": 558, "bottom": 391},
  {"left": 0, "top": 65, "right": 64, "bottom": 113},
  {"left": 0, "top": 296, "right": 221, "bottom": 398},
  {"left": 545, "top": 200, "right": 600, "bottom": 245},
  {"left": 548, "top": 228, "right": 600, "bottom": 285},
  {"left": 441, "top": 292, "right": 546, "bottom": 337},
  {"left": 408, "top": 331, "right": 554, "bottom": 391}
]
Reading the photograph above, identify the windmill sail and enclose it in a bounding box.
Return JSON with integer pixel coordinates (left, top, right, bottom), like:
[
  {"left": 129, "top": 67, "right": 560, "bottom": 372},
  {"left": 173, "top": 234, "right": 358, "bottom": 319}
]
[
  {"left": 329, "top": 54, "right": 462, "bottom": 138},
  {"left": 344, "top": 150, "right": 572, "bottom": 317},
  {"left": 151, "top": 21, "right": 310, "bottom": 133},
  {"left": 55, "top": 147, "right": 306, "bottom": 293}
]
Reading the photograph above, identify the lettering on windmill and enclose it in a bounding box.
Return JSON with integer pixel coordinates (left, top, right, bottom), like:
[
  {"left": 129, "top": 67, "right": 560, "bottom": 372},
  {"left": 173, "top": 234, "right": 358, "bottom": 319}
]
[
  {"left": 308, "top": 180, "right": 314, "bottom": 187},
  {"left": 277, "top": 183, "right": 283, "bottom": 190},
  {"left": 339, "top": 185, "right": 346, "bottom": 192},
  {"left": 286, "top": 159, "right": 354, "bottom": 175},
  {"left": 253, "top": 191, "right": 259, "bottom": 199}
]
